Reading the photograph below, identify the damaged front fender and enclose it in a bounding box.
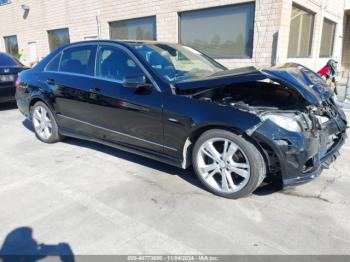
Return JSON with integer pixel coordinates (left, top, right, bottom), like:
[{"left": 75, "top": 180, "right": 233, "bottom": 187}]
[{"left": 250, "top": 111, "right": 347, "bottom": 186}]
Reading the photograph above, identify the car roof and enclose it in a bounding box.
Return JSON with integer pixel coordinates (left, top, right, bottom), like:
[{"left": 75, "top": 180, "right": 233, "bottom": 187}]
[
  {"left": 66, "top": 39, "right": 175, "bottom": 48},
  {"left": 0, "top": 52, "right": 23, "bottom": 66},
  {"left": 0, "top": 52, "right": 13, "bottom": 58}
]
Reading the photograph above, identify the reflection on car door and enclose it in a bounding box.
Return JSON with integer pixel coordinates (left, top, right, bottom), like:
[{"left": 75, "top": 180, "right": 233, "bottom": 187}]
[
  {"left": 42, "top": 44, "right": 99, "bottom": 124},
  {"left": 43, "top": 44, "right": 125, "bottom": 142},
  {"left": 89, "top": 44, "right": 164, "bottom": 153}
]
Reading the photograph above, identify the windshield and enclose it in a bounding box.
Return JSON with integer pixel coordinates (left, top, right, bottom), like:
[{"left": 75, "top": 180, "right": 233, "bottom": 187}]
[
  {"left": 0, "top": 53, "right": 22, "bottom": 67},
  {"left": 130, "top": 43, "right": 226, "bottom": 82}
]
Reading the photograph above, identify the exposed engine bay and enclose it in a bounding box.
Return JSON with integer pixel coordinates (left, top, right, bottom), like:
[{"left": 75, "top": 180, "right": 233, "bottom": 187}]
[
  {"left": 193, "top": 80, "right": 306, "bottom": 111},
  {"left": 191, "top": 79, "right": 340, "bottom": 132}
]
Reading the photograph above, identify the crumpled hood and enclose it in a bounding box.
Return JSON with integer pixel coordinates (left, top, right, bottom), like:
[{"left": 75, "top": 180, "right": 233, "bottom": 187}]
[
  {"left": 175, "top": 63, "right": 333, "bottom": 105},
  {"left": 261, "top": 63, "right": 333, "bottom": 105}
]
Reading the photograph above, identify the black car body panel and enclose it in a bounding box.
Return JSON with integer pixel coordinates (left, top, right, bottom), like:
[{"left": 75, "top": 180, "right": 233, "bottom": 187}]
[
  {"left": 15, "top": 40, "right": 347, "bottom": 188},
  {"left": 0, "top": 53, "right": 28, "bottom": 103}
]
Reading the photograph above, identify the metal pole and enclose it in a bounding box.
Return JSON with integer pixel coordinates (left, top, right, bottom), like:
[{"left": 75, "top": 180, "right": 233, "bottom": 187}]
[
  {"left": 96, "top": 10, "right": 101, "bottom": 40},
  {"left": 345, "top": 68, "right": 350, "bottom": 101}
]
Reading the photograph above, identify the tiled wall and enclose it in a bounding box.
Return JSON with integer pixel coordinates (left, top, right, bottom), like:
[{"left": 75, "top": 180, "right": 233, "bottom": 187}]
[{"left": 0, "top": 0, "right": 345, "bottom": 71}]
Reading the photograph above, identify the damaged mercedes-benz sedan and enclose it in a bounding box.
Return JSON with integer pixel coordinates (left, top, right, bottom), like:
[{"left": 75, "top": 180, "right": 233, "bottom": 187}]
[{"left": 15, "top": 41, "right": 347, "bottom": 199}]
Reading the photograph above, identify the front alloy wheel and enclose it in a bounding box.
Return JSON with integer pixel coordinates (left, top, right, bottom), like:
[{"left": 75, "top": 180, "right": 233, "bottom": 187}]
[
  {"left": 192, "top": 130, "right": 266, "bottom": 199},
  {"left": 197, "top": 138, "right": 251, "bottom": 193}
]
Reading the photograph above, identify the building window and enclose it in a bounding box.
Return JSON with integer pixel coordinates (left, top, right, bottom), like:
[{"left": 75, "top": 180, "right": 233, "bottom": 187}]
[
  {"left": 0, "top": 0, "right": 11, "bottom": 5},
  {"left": 320, "top": 19, "right": 336, "bottom": 57},
  {"left": 179, "top": 3, "right": 255, "bottom": 58},
  {"left": 3, "top": 35, "right": 18, "bottom": 57},
  {"left": 288, "top": 5, "right": 314, "bottom": 58},
  {"left": 110, "top": 16, "right": 156, "bottom": 41},
  {"left": 48, "top": 28, "right": 70, "bottom": 51}
]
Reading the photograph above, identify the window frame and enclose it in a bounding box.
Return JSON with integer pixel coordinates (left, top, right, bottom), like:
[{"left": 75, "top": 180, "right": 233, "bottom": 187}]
[
  {"left": 47, "top": 28, "right": 71, "bottom": 52},
  {"left": 58, "top": 44, "right": 97, "bottom": 76},
  {"left": 287, "top": 4, "right": 315, "bottom": 58},
  {"left": 43, "top": 42, "right": 161, "bottom": 92},
  {"left": 3, "top": 35, "right": 19, "bottom": 57},
  {"left": 95, "top": 43, "right": 160, "bottom": 92},
  {"left": 95, "top": 44, "right": 144, "bottom": 83},
  {"left": 109, "top": 16, "right": 157, "bottom": 41},
  {"left": 319, "top": 18, "right": 336, "bottom": 58},
  {"left": 178, "top": 3, "right": 256, "bottom": 59}
]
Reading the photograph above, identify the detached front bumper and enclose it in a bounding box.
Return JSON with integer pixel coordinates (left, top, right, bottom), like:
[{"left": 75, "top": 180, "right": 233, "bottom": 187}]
[{"left": 253, "top": 110, "right": 347, "bottom": 187}]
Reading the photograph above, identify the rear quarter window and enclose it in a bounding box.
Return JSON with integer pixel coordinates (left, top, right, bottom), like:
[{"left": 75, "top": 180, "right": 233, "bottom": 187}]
[{"left": 45, "top": 53, "right": 61, "bottom": 72}]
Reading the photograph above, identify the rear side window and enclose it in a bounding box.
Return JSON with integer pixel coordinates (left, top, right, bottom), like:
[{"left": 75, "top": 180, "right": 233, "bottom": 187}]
[
  {"left": 96, "top": 45, "right": 143, "bottom": 82},
  {"left": 60, "top": 45, "right": 96, "bottom": 75},
  {"left": 46, "top": 53, "right": 61, "bottom": 72}
]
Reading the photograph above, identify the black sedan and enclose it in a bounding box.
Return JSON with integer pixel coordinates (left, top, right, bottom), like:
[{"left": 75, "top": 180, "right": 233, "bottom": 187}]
[
  {"left": 0, "top": 52, "right": 27, "bottom": 103},
  {"left": 15, "top": 40, "right": 347, "bottom": 199}
]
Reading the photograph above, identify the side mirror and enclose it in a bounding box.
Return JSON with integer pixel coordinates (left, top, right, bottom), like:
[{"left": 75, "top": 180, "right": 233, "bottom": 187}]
[{"left": 123, "top": 75, "right": 152, "bottom": 89}]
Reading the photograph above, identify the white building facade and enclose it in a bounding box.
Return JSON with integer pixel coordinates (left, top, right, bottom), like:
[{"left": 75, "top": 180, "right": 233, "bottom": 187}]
[{"left": 0, "top": 0, "right": 346, "bottom": 73}]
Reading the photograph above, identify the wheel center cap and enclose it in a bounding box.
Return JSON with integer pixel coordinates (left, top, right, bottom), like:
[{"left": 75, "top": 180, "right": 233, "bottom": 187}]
[{"left": 219, "top": 162, "right": 225, "bottom": 169}]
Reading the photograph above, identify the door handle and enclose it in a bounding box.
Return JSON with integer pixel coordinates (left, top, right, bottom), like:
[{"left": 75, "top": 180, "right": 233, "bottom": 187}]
[
  {"left": 46, "top": 78, "right": 55, "bottom": 85},
  {"left": 168, "top": 117, "right": 179, "bottom": 123}
]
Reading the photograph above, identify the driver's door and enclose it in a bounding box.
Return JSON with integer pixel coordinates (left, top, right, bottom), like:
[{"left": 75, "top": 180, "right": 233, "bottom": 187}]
[{"left": 91, "top": 44, "right": 164, "bottom": 153}]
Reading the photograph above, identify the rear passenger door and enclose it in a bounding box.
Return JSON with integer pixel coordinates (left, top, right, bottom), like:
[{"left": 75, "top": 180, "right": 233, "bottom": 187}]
[
  {"left": 51, "top": 44, "right": 98, "bottom": 122},
  {"left": 43, "top": 44, "right": 118, "bottom": 137}
]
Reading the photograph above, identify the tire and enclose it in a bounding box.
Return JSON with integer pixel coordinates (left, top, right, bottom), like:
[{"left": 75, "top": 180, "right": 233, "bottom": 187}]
[
  {"left": 30, "top": 101, "right": 63, "bottom": 143},
  {"left": 192, "top": 129, "right": 266, "bottom": 199}
]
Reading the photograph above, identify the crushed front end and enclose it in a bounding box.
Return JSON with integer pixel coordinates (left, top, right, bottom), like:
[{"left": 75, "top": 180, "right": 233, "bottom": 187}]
[
  {"left": 252, "top": 97, "right": 347, "bottom": 186},
  {"left": 184, "top": 63, "right": 348, "bottom": 187}
]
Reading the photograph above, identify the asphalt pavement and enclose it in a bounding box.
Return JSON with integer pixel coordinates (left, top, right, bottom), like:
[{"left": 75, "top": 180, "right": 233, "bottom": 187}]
[{"left": 1, "top": 102, "right": 350, "bottom": 255}]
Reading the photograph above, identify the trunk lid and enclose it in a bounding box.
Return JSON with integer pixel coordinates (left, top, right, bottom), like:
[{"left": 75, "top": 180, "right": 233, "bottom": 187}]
[
  {"left": 0, "top": 66, "right": 26, "bottom": 74},
  {"left": 0, "top": 66, "right": 27, "bottom": 85}
]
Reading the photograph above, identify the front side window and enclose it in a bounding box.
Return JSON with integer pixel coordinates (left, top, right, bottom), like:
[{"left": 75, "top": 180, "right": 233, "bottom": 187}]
[
  {"left": 60, "top": 45, "right": 96, "bottom": 75},
  {"left": 110, "top": 16, "right": 156, "bottom": 41},
  {"left": 288, "top": 5, "right": 314, "bottom": 57},
  {"left": 131, "top": 43, "right": 225, "bottom": 82},
  {"left": 48, "top": 28, "right": 70, "bottom": 52},
  {"left": 4, "top": 35, "right": 18, "bottom": 57},
  {"left": 179, "top": 3, "right": 255, "bottom": 58},
  {"left": 96, "top": 45, "right": 143, "bottom": 82},
  {"left": 320, "top": 19, "right": 336, "bottom": 57}
]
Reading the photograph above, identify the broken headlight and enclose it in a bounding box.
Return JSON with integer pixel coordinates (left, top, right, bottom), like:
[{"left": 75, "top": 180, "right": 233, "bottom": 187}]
[{"left": 262, "top": 114, "right": 302, "bottom": 132}]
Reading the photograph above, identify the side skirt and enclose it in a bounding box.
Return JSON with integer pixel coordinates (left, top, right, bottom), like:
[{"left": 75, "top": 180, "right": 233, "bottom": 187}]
[{"left": 58, "top": 127, "right": 185, "bottom": 169}]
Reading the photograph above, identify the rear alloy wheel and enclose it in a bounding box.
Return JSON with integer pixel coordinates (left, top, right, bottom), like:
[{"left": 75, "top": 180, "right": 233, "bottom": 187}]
[
  {"left": 192, "top": 129, "right": 266, "bottom": 199},
  {"left": 31, "top": 101, "right": 62, "bottom": 143}
]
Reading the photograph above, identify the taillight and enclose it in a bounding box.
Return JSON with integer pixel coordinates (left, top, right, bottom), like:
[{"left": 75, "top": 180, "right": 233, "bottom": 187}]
[{"left": 15, "top": 75, "right": 21, "bottom": 90}]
